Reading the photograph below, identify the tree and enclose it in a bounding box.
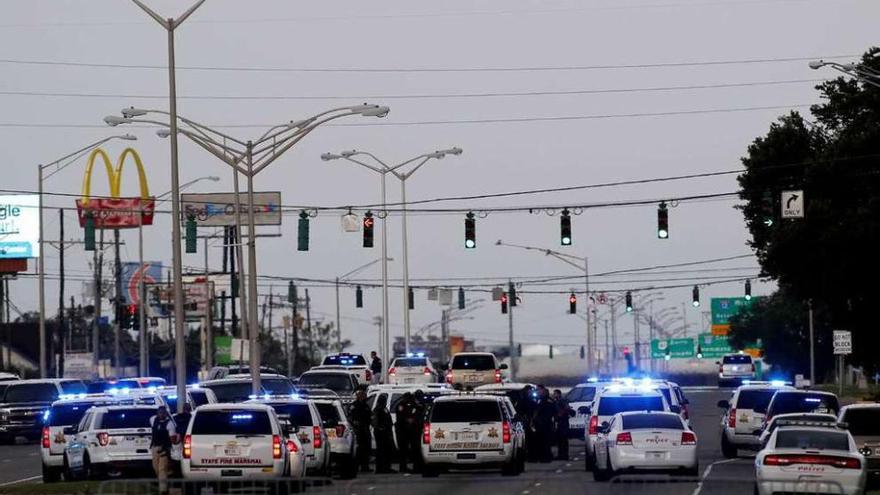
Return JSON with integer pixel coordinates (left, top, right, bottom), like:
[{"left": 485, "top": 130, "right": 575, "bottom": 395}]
[{"left": 735, "top": 48, "right": 880, "bottom": 374}]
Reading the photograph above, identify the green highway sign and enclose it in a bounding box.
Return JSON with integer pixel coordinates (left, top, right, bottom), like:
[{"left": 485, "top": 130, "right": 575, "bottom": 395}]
[
  {"left": 711, "top": 297, "right": 756, "bottom": 326},
  {"left": 215, "top": 335, "right": 233, "bottom": 365},
  {"left": 697, "top": 333, "right": 733, "bottom": 358},
  {"left": 651, "top": 338, "right": 695, "bottom": 359}
]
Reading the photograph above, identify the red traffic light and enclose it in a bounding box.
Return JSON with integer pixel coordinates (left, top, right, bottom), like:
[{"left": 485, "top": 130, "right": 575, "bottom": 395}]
[
  {"left": 569, "top": 294, "right": 577, "bottom": 304},
  {"left": 363, "top": 217, "right": 374, "bottom": 228},
  {"left": 623, "top": 346, "right": 630, "bottom": 355},
  {"left": 127, "top": 304, "right": 137, "bottom": 315}
]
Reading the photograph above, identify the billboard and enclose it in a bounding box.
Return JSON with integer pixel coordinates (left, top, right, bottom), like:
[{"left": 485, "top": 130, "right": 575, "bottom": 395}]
[
  {"left": 0, "top": 195, "right": 40, "bottom": 259},
  {"left": 181, "top": 192, "right": 282, "bottom": 227},
  {"left": 122, "top": 262, "right": 163, "bottom": 304}
]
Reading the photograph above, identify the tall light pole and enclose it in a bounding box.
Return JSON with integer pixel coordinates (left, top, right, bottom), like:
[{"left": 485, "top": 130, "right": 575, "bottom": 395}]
[
  {"left": 322, "top": 147, "right": 462, "bottom": 356},
  {"left": 106, "top": 104, "right": 389, "bottom": 396},
  {"left": 335, "top": 257, "right": 392, "bottom": 351},
  {"left": 37, "top": 134, "right": 137, "bottom": 378},
  {"left": 810, "top": 58, "right": 880, "bottom": 89},
  {"left": 496, "top": 240, "right": 595, "bottom": 374}
]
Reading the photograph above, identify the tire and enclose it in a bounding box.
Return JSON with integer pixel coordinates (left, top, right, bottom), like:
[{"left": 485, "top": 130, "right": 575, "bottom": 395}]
[
  {"left": 592, "top": 463, "right": 611, "bottom": 482},
  {"left": 721, "top": 435, "right": 737, "bottom": 459},
  {"left": 339, "top": 456, "right": 358, "bottom": 480},
  {"left": 41, "top": 463, "right": 61, "bottom": 483},
  {"left": 516, "top": 451, "right": 526, "bottom": 474},
  {"left": 0, "top": 435, "right": 13, "bottom": 445},
  {"left": 585, "top": 453, "right": 596, "bottom": 472}
]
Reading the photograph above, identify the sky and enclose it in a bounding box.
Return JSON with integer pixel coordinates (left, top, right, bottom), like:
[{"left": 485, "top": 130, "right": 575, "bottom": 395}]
[{"left": 1, "top": 0, "right": 877, "bottom": 361}]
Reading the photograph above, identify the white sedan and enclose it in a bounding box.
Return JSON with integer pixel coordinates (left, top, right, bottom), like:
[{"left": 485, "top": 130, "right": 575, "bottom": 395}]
[
  {"left": 592, "top": 411, "right": 698, "bottom": 481},
  {"left": 756, "top": 425, "right": 866, "bottom": 495}
]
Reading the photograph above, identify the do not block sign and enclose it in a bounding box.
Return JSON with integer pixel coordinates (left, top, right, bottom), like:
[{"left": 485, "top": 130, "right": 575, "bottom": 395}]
[{"left": 833, "top": 330, "right": 852, "bottom": 355}]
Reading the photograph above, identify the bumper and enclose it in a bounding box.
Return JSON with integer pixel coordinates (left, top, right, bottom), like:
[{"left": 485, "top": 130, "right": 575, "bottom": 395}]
[
  {"left": 569, "top": 427, "right": 585, "bottom": 439},
  {"left": 304, "top": 450, "right": 327, "bottom": 470},
  {"left": 183, "top": 462, "right": 286, "bottom": 480},
  {"left": 756, "top": 478, "right": 864, "bottom": 495},
  {"left": 422, "top": 447, "right": 514, "bottom": 467},
  {"left": 327, "top": 439, "right": 352, "bottom": 456},
  {"left": 288, "top": 453, "right": 305, "bottom": 479},
  {"left": 41, "top": 451, "right": 64, "bottom": 468},
  {"left": 611, "top": 448, "right": 697, "bottom": 471},
  {"left": 388, "top": 375, "right": 434, "bottom": 385},
  {"left": 0, "top": 423, "right": 40, "bottom": 437},
  {"left": 725, "top": 428, "right": 762, "bottom": 447}
]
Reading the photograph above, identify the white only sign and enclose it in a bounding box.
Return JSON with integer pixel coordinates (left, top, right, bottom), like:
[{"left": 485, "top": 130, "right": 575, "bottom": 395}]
[
  {"left": 781, "top": 190, "right": 804, "bottom": 219},
  {"left": 833, "top": 330, "right": 852, "bottom": 355}
]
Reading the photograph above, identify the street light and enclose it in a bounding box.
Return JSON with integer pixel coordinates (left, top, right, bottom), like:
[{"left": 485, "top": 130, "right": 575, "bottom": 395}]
[
  {"left": 335, "top": 257, "right": 393, "bottom": 355},
  {"left": 322, "top": 147, "right": 462, "bottom": 357},
  {"left": 809, "top": 59, "right": 880, "bottom": 89},
  {"left": 107, "top": 105, "right": 389, "bottom": 396},
  {"left": 37, "top": 134, "right": 137, "bottom": 378}
]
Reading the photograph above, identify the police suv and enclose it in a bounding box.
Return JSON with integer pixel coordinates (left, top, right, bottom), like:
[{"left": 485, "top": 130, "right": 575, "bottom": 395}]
[
  {"left": 247, "top": 396, "right": 331, "bottom": 475},
  {"left": 718, "top": 381, "right": 795, "bottom": 457},
  {"left": 65, "top": 405, "right": 158, "bottom": 478}
]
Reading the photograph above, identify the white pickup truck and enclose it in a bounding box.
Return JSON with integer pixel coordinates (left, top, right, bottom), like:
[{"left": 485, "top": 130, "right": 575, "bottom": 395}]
[{"left": 311, "top": 354, "right": 372, "bottom": 386}]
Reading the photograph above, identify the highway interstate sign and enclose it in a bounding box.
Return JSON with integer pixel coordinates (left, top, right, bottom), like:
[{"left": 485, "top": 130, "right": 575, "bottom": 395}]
[
  {"left": 833, "top": 330, "right": 852, "bottom": 355},
  {"left": 651, "top": 338, "right": 695, "bottom": 359},
  {"left": 781, "top": 190, "right": 804, "bottom": 218}
]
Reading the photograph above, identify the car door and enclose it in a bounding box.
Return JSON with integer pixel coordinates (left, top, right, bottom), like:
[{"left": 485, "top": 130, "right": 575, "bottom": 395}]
[
  {"left": 66, "top": 411, "right": 93, "bottom": 471},
  {"left": 594, "top": 417, "right": 614, "bottom": 469}
]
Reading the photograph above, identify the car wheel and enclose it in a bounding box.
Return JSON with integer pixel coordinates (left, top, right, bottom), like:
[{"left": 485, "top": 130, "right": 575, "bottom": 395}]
[
  {"left": 501, "top": 458, "right": 519, "bottom": 476},
  {"left": 585, "top": 452, "right": 596, "bottom": 472},
  {"left": 41, "top": 463, "right": 61, "bottom": 483},
  {"left": 721, "top": 435, "right": 737, "bottom": 458},
  {"left": 517, "top": 451, "right": 526, "bottom": 474},
  {"left": 682, "top": 463, "right": 699, "bottom": 478},
  {"left": 592, "top": 461, "right": 611, "bottom": 482},
  {"left": 340, "top": 455, "right": 358, "bottom": 480},
  {"left": 82, "top": 454, "right": 96, "bottom": 480},
  {"left": 0, "top": 435, "right": 12, "bottom": 445}
]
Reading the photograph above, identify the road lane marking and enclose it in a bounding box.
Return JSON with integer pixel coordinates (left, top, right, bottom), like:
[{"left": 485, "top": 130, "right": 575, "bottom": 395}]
[
  {"left": 692, "top": 458, "right": 741, "bottom": 495},
  {"left": 0, "top": 476, "right": 41, "bottom": 487}
]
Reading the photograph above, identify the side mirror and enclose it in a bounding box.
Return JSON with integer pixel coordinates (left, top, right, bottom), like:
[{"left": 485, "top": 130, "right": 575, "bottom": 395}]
[
  {"left": 717, "top": 400, "right": 730, "bottom": 409},
  {"left": 499, "top": 363, "right": 509, "bottom": 370},
  {"left": 577, "top": 406, "right": 590, "bottom": 415},
  {"left": 598, "top": 422, "right": 611, "bottom": 434},
  {"left": 63, "top": 426, "right": 75, "bottom": 435}
]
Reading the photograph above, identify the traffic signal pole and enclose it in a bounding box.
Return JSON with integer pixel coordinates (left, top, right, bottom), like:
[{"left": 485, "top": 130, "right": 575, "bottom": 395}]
[
  {"left": 114, "top": 229, "right": 122, "bottom": 378},
  {"left": 508, "top": 280, "right": 516, "bottom": 381}
]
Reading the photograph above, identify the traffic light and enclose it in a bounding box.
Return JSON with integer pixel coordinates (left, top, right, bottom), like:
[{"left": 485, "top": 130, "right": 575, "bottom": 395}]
[
  {"left": 560, "top": 208, "right": 572, "bottom": 246},
  {"left": 625, "top": 291, "right": 633, "bottom": 312},
  {"left": 288, "top": 281, "right": 296, "bottom": 304},
  {"left": 408, "top": 287, "right": 414, "bottom": 310},
  {"left": 508, "top": 282, "right": 517, "bottom": 307},
  {"left": 185, "top": 214, "right": 197, "bottom": 253},
  {"left": 362, "top": 211, "right": 374, "bottom": 248},
  {"left": 692, "top": 285, "right": 700, "bottom": 307},
  {"left": 744, "top": 280, "right": 752, "bottom": 300},
  {"left": 127, "top": 304, "right": 139, "bottom": 330},
  {"left": 500, "top": 292, "right": 508, "bottom": 314},
  {"left": 84, "top": 212, "right": 96, "bottom": 251},
  {"left": 297, "top": 210, "right": 309, "bottom": 251},
  {"left": 657, "top": 202, "right": 669, "bottom": 239},
  {"left": 696, "top": 345, "right": 704, "bottom": 359},
  {"left": 355, "top": 285, "right": 363, "bottom": 308},
  {"left": 761, "top": 190, "right": 775, "bottom": 227},
  {"left": 458, "top": 287, "right": 465, "bottom": 310},
  {"left": 464, "top": 212, "right": 476, "bottom": 249},
  {"left": 569, "top": 292, "right": 577, "bottom": 314}
]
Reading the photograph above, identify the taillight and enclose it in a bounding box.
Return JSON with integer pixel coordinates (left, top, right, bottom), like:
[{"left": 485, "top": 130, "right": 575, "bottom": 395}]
[
  {"left": 728, "top": 408, "right": 736, "bottom": 428},
  {"left": 313, "top": 426, "right": 322, "bottom": 449},
  {"left": 97, "top": 432, "right": 109, "bottom": 447},
  {"left": 616, "top": 432, "right": 633, "bottom": 445},
  {"left": 764, "top": 454, "right": 860, "bottom": 469},
  {"left": 682, "top": 404, "right": 690, "bottom": 421},
  {"left": 588, "top": 416, "right": 599, "bottom": 435},
  {"left": 494, "top": 369, "right": 502, "bottom": 383},
  {"left": 365, "top": 370, "right": 372, "bottom": 382},
  {"left": 41, "top": 427, "right": 50, "bottom": 449},
  {"left": 286, "top": 439, "right": 298, "bottom": 453},
  {"left": 681, "top": 431, "right": 697, "bottom": 446},
  {"left": 502, "top": 421, "right": 511, "bottom": 443},
  {"left": 335, "top": 425, "right": 346, "bottom": 437},
  {"left": 183, "top": 434, "right": 192, "bottom": 459},
  {"left": 719, "top": 364, "right": 724, "bottom": 374},
  {"left": 423, "top": 423, "right": 431, "bottom": 444},
  {"left": 445, "top": 371, "right": 453, "bottom": 384},
  {"left": 273, "top": 434, "right": 282, "bottom": 459},
  {"left": 388, "top": 367, "right": 397, "bottom": 377},
  {"left": 751, "top": 363, "right": 756, "bottom": 372},
  {"left": 423, "top": 367, "right": 432, "bottom": 376}
]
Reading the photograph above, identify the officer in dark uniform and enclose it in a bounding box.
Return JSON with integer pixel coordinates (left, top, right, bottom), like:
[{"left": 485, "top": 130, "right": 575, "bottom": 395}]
[
  {"left": 349, "top": 390, "right": 373, "bottom": 472},
  {"left": 409, "top": 390, "right": 427, "bottom": 472},
  {"left": 395, "top": 392, "right": 419, "bottom": 473},
  {"left": 150, "top": 406, "right": 177, "bottom": 493},
  {"left": 172, "top": 403, "right": 193, "bottom": 435},
  {"left": 372, "top": 395, "right": 396, "bottom": 473},
  {"left": 553, "top": 389, "right": 572, "bottom": 460},
  {"left": 518, "top": 385, "right": 538, "bottom": 462},
  {"left": 532, "top": 386, "right": 556, "bottom": 463}
]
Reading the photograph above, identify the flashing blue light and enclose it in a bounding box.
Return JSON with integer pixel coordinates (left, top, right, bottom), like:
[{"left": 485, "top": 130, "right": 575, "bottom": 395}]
[
  {"left": 742, "top": 380, "right": 752, "bottom": 385},
  {"left": 640, "top": 377, "right": 653, "bottom": 385},
  {"left": 42, "top": 410, "right": 50, "bottom": 421},
  {"left": 72, "top": 407, "right": 80, "bottom": 411},
  {"left": 416, "top": 352, "right": 425, "bottom": 358},
  {"left": 248, "top": 394, "right": 258, "bottom": 400},
  {"left": 804, "top": 398, "right": 822, "bottom": 403},
  {"left": 587, "top": 377, "right": 599, "bottom": 383},
  {"left": 290, "top": 393, "right": 300, "bottom": 400},
  {"left": 406, "top": 352, "right": 413, "bottom": 358},
  {"left": 168, "top": 395, "right": 178, "bottom": 400},
  {"left": 231, "top": 414, "right": 253, "bottom": 421},
  {"left": 120, "top": 387, "right": 131, "bottom": 395},
  {"left": 190, "top": 384, "right": 200, "bottom": 389},
  {"left": 77, "top": 393, "right": 86, "bottom": 399},
  {"left": 770, "top": 380, "right": 787, "bottom": 387},
  {"left": 147, "top": 386, "right": 158, "bottom": 393},
  {"left": 263, "top": 393, "right": 271, "bottom": 401}
]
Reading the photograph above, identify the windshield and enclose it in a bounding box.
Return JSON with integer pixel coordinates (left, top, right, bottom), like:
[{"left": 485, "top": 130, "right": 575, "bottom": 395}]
[
  {"left": 451, "top": 355, "right": 495, "bottom": 370},
  {"left": 60, "top": 382, "right": 86, "bottom": 394},
  {"left": 192, "top": 410, "right": 273, "bottom": 435},
  {"left": 622, "top": 414, "right": 684, "bottom": 430},
  {"left": 723, "top": 355, "right": 753, "bottom": 364},
  {"left": 431, "top": 400, "right": 500, "bottom": 423},
  {"left": 392, "top": 358, "right": 428, "bottom": 368},
  {"left": 598, "top": 396, "right": 665, "bottom": 416},
  {"left": 657, "top": 388, "right": 675, "bottom": 406},
  {"left": 737, "top": 389, "right": 777, "bottom": 413},
  {"left": 841, "top": 408, "right": 880, "bottom": 437},
  {"left": 203, "top": 382, "right": 253, "bottom": 403},
  {"left": 48, "top": 403, "right": 105, "bottom": 427},
  {"left": 96, "top": 409, "right": 155, "bottom": 429},
  {"left": 269, "top": 403, "right": 313, "bottom": 426},
  {"left": 261, "top": 378, "right": 294, "bottom": 396},
  {"left": 86, "top": 382, "right": 114, "bottom": 394},
  {"left": 3, "top": 383, "right": 58, "bottom": 403},
  {"left": 565, "top": 386, "right": 596, "bottom": 403},
  {"left": 769, "top": 393, "right": 840, "bottom": 416},
  {"left": 298, "top": 374, "right": 354, "bottom": 393},
  {"left": 776, "top": 430, "right": 850, "bottom": 451},
  {"left": 315, "top": 403, "right": 341, "bottom": 425},
  {"left": 189, "top": 391, "right": 211, "bottom": 407},
  {"left": 322, "top": 355, "right": 367, "bottom": 366}
]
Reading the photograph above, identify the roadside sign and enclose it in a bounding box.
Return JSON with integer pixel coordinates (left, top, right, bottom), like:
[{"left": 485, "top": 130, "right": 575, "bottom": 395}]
[
  {"left": 651, "top": 338, "right": 694, "bottom": 359},
  {"left": 64, "top": 352, "right": 96, "bottom": 379},
  {"left": 711, "top": 297, "right": 757, "bottom": 335},
  {"left": 833, "top": 330, "right": 852, "bottom": 355},
  {"left": 698, "top": 333, "right": 734, "bottom": 359},
  {"left": 781, "top": 190, "right": 804, "bottom": 218}
]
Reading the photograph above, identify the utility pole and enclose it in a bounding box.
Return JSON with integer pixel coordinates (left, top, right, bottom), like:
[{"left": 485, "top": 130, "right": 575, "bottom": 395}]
[
  {"left": 292, "top": 298, "right": 299, "bottom": 374},
  {"left": 284, "top": 314, "right": 292, "bottom": 378},
  {"left": 335, "top": 278, "right": 341, "bottom": 350},
  {"left": 113, "top": 229, "right": 122, "bottom": 377},
  {"left": 610, "top": 298, "right": 618, "bottom": 375},
  {"left": 92, "top": 230, "right": 104, "bottom": 372},
  {"left": 0, "top": 278, "right": 5, "bottom": 370},
  {"left": 267, "top": 292, "right": 274, "bottom": 357},
  {"left": 604, "top": 320, "right": 610, "bottom": 375},
  {"left": 304, "top": 289, "right": 313, "bottom": 364},
  {"left": 633, "top": 308, "right": 641, "bottom": 371},
  {"left": 57, "top": 209, "right": 65, "bottom": 378},
  {"left": 808, "top": 299, "right": 815, "bottom": 386},
  {"left": 507, "top": 286, "right": 516, "bottom": 382}
]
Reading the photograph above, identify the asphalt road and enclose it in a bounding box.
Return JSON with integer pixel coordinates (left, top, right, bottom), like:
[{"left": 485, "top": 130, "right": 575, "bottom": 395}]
[{"left": 0, "top": 388, "right": 764, "bottom": 494}]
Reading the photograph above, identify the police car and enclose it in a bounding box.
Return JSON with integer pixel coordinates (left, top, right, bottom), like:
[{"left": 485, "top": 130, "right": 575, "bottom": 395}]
[
  {"left": 246, "top": 396, "right": 331, "bottom": 475},
  {"left": 444, "top": 352, "right": 507, "bottom": 388},
  {"left": 65, "top": 405, "right": 158, "bottom": 479},
  {"left": 758, "top": 413, "right": 838, "bottom": 448},
  {"left": 838, "top": 403, "right": 880, "bottom": 478},
  {"left": 592, "top": 411, "right": 698, "bottom": 481},
  {"left": 297, "top": 370, "right": 360, "bottom": 400},
  {"left": 718, "top": 381, "right": 795, "bottom": 457},
  {"left": 387, "top": 353, "right": 439, "bottom": 385},
  {"left": 366, "top": 384, "right": 454, "bottom": 448},
  {"left": 200, "top": 375, "right": 296, "bottom": 404},
  {"left": 156, "top": 385, "right": 217, "bottom": 411},
  {"left": 181, "top": 403, "right": 291, "bottom": 481},
  {"left": 565, "top": 379, "right": 608, "bottom": 439},
  {"left": 755, "top": 421, "right": 866, "bottom": 495},
  {"left": 421, "top": 394, "right": 520, "bottom": 477},
  {"left": 40, "top": 394, "right": 123, "bottom": 482},
  {"left": 764, "top": 390, "right": 841, "bottom": 427},
  {"left": 583, "top": 380, "right": 670, "bottom": 470},
  {"left": 312, "top": 398, "right": 358, "bottom": 479},
  {"left": 313, "top": 353, "right": 372, "bottom": 385},
  {"left": 717, "top": 353, "right": 756, "bottom": 387}
]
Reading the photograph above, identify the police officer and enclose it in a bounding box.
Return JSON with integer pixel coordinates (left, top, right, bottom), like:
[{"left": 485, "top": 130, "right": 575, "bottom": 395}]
[
  {"left": 394, "top": 392, "right": 420, "bottom": 473},
  {"left": 532, "top": 386, "right": 556, "bottom": 463},
  {"left": 519, "top": 385, "right": 538, "bottom": 462},
  {"left": 372, "top": 395, "right": 396, "bottom": 474},
  {"left": 552, "top": 389, "right": 572, "bottom": 460},
  {"left": 150, "top": 406, "right": 177, "bottom": 493},
  {"left": 370, "top": 351, "right": 383, "bottom": 384},
  {"left": 409, "top": 390, "right": 427, "bottom": 472},
  {"left": 173, "top": 403, "right": 193, "bottom": 435},
  {"left": 350, "top": 390, "right": 373, "bottom": 472}
]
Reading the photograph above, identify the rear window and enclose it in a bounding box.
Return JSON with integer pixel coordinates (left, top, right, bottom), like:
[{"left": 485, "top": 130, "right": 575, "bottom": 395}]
[
  {"left": 769, "top": 393, "right": 840, "bottom": 416},
  {"left": 315, "top": 403, "right": 341, "bottom": 425},
  {"left": 203, "top": 382, "right": 253, "bottom": 403},
  {"left": 323, "top": 355, "right": 367, "bottom": 366},
  {"left": 192, "top": 410, "right": 273, "bottom": 435},
  {"left": 48, "top": 403, "right": 105, "bottom": 427},
  {"left": 298, "top": 373, "right": 354, "bottom": 394},
  {"left": 723, "top": 355, "right": 752, "bottom": 364},
  {"left": 190, "top": 391, "right": 211, "bottom": 407},
  {"left": 96, "top": 409, "right": 155, "bottom": 429},
  {"left": 392, "top": 358, "right": 428, "bottom": 368},
  {"left": 60, "top": 382, "right": 86, "bottom": 394},
  {"left": 657, "top": 388, "right": 674, "bottom": 406},
  {"left": 431, "top": 400, "right": 501, "bottom": 423},
  {"left": 841, "top": 408, "right": 880, "bottom": 437},
  {"left": 269, "top": 404, "right": 313, "bottom": 426},
  {"left": 451, "top": 355, "right": 495, "bottom": 371},
  {"left": 261, "top": 378, "right": 294, "bottom": 396},
  {"left": 736, "top": 389, "right": 778, "bottom": 412},
  {"left": 776, "top": 430, "right": 849, "bottom": 451},
  {"left": 598, "top": 396, "right": 665, "bottom": 416},
  {"left": 390, "top": 391, "right": 446, "bottom": 411},
  {"left": 3, "top": 383, "right": 58, "bottom": 403},
  {"left": 621, "top": 414, "right": 684, "bottom": 430},
  {"left": 566, "top": 386, "right": 596, "bottom": 403},
  {"left": 86, "top": 382, "right": 113, "bottom": 394}
]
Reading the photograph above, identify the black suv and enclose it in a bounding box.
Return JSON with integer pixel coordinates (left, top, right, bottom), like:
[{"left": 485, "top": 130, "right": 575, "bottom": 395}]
[{"left": 0, "top": 379, "right": 86, "bottom": 443}]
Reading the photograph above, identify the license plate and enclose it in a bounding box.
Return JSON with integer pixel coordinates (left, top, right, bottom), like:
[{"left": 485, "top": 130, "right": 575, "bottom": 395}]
[
  {"left": 135, "top": 437, "right": 148, "bottom": 446},
  {"left": 647, "top": 452, "right": 666, "bottom": 459},
  {"left": 457, "top": 453, "right": 476, "bottom": 460},
  {"left": 466, "top": 375, "right": 481, "bottom": 382},
  {"left": 224, "top": 446, "right": 241, "bottom": 456},
  {"left": 327, "top": 430, "right": 337, "bottom": 438},
  {"left": 453, "top": 432, "right": 478, "bottom": 441},
  {"left": 404, "top": 378, "right": 415, "bottom": 384},
  {"left": 221, "top": 469, "right": 242, "bottom": 477}
]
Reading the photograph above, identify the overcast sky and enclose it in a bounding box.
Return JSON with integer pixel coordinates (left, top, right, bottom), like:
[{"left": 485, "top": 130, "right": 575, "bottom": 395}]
[{"left": 2, "top": 0, "right": 877, "bottom": 359}]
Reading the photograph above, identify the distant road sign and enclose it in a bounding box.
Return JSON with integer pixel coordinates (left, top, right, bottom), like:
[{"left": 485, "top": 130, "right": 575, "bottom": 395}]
[
  {"left": 833, "top": 330, "right": 852, "bottom": 355},
  {"left": 781, "top": 190, "right": 804, "bottom": 218}
]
